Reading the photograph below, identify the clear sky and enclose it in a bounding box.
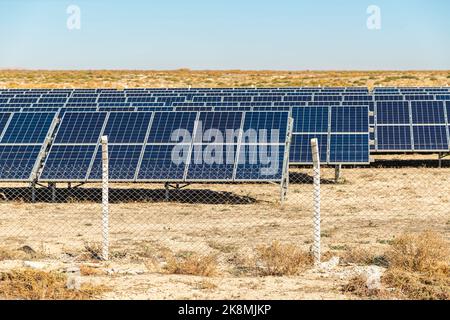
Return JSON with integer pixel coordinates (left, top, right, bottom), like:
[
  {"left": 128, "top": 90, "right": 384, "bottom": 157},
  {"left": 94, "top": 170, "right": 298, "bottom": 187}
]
[{"left": 1, "top": 0, "right": 449, "bottom": 70}]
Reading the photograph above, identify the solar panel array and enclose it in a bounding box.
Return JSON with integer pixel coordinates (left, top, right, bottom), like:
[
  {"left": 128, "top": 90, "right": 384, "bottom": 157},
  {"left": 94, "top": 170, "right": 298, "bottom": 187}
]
[
  {"left": 0, "top": 87, "right": 449, "bottom": 182},
  {"left": 39, "top": 111, "right": 291, "bottom": 183}
]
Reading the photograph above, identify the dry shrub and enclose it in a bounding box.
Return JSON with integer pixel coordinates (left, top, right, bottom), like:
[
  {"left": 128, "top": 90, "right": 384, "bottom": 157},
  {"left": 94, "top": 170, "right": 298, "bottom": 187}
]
[
  {"left": 164, "top": 253, "right": 218, "bottom": 277},
  {"left": 341, "top": 248, "right": 388, "bottom": 267},
  {"left": 382, "top": 231, "right": 450, "bottom": 300},
  {"left": 343, "top": 232, "right": 450, "bottom": 300},
  {"left": 79, "top": 265, "right": 105, "bottom": 276},
  {"left": 383, "top": 268, "right": 449, "bottom": 300},
  {"left": 386, "top": 231, "right": 449, "bottom": 275},
  {"left": 0, "top": 247, "right": 24, "bottom": 261},
  {"left": 342, "top": 275, "right": 382, "bottom": 299},
  {"left": 0, "top": 269, "right": 106, "bottom": 300},
  {"left": 255, "top": 241, "right": 313, "bottom": 276}
]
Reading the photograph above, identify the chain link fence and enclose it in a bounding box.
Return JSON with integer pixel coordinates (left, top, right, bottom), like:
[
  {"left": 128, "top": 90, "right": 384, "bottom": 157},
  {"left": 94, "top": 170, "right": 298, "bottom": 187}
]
[{"left": 1, "top": 149, "right": 448, "bottom": 265}]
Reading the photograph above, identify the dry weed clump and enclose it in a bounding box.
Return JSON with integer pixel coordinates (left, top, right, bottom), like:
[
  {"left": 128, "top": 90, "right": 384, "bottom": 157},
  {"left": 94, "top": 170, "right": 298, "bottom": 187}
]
[
  {"left": 343, "top": 232, "right": 450, "bottom": 300},
  {"left": 385, "top": 231, "right": 449, "bottom": 275},
  {"left": 342, "top": 275, "right": 382, "bottom": 299},
  {"left": 164, "top": 253, "right": 218, "bottom": 277},
  {"left": 0, "top": 269, "right": 106, "bottom": 300},
  {"left": 255, "top": 241, "right": 313, "bottom": 276}
]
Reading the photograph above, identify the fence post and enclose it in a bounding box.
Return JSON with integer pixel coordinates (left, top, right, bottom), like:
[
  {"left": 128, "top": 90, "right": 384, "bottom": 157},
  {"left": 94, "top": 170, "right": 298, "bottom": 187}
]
[
  {"left": 311, "top": 138, "right": 321, "bottom": 266},
  {"left": 101, "top": 136, "right": 109, "bottom": 261}
]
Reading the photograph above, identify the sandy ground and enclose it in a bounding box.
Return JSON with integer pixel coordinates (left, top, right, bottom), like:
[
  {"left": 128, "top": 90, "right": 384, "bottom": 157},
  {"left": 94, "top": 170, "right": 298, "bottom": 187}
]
[
  {"left": 0, "top": 157, "right": 449, "bottom": 299},
  {"left": 1, "top": 70, "right": 449, "bottom": 89}
]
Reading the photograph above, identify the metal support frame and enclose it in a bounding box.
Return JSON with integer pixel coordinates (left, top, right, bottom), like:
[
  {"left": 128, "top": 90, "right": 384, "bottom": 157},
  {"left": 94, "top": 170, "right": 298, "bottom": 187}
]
[
  {"left": 438, "top": 152, "right": 450, "bottom": 168},
  {"left": 164, "top": 183, "right": 190, "bottom": 201}
]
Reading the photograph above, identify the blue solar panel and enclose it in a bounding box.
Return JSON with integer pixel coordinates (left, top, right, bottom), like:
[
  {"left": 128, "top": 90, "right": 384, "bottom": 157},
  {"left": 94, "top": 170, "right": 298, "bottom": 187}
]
[
  {"left": 241, "top": 111, "right": 289, "bottom": 144},
  {"left": 411, "top": 101, "right": 446, "bottom": 124},
  {"left": 0, "top": 112, "right": 56, "bottom": 144},
  {"left": 137, "top": 144, "right": 188, "bottom": 181},
  {"left": 0, "top": 145, "right": 42, "bottom": 180},
  {"left": 147, "top": 112, "right": 197, "bottom": 144},
  {"left": 102, "top": 112, "right": 152, "bottom": 143},
  {"left": 292, "top": 107, "right": 329, "bottom": 133},
  {"left": 235, "top": 144, "right": 285, "bottom": 181},
  {"left": 413, "top": 126, "right": 449, "bottom": 151},
  {"left": 54, "top": 112, "right": 107, "bottom": 144},
  {"left": 331, "top": 106, "right": 369, "bottom": 133},
  {"left": 376, "top": 126, "right": 412, "bottom": 151},
  {"left": 376, "top": 102, "right": 410, "bottom": 125},
  {"left": 0, "top": 113, "right": 11, "bottom": 134},
  {"left": 290, "top": 134, "right": 327, "bottom": 163},
  {"left": 186, "top": 145, "right": 236, "bottom": 181},
  {"left": 89, "top": 145, "right": 143, "bottom": 180},
  {"left": 196, "top": 112, "right": 243, "bottom": 144},
  {"left": 329, "top": 134, "right": 369, "bottom": 163},
  {"left": 40, "top": 145, "right": 96, "bottom": 181}
]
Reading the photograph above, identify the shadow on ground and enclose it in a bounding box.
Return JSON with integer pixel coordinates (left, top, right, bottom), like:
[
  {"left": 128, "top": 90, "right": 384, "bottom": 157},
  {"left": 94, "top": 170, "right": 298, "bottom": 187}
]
[{"left": 0, "top": 187, "right": 257, "bottom": 205}]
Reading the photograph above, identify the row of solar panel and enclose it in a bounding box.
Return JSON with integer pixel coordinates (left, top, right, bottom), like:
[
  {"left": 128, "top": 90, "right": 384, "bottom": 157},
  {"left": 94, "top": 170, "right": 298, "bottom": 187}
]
[
  {"left": 0, "top": 111, "right": 292, "bottom": 182},
  {"left": 0, "top": 101, "right": 448, "bottom": 153}
]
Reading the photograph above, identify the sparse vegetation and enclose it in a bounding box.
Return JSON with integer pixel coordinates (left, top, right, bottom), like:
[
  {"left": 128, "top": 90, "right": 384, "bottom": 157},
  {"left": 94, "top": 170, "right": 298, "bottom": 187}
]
[
  {"left": 164, "top": 252, "right": 218, "bottom": 277},
  {"left": 255, "top": 241, "right": 313, "bottom": 276},
  {"left": 343, "top": 232, "right": 450, "bottom": 300},
  {"left": 0, "top": 70, "right": 448, "bottom": 89},
  {"left": 0, "top": 269, "right": 106, "bottom": 300}
]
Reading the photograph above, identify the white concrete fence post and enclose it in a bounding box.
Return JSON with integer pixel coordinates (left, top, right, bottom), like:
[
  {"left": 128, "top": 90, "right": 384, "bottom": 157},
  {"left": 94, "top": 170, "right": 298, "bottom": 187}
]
[
  {"left": 311, "top": 138, "right": 321, "bottom": 266},
  {"left": 101, "top": 136, "right": 109, "bottom": 261}
]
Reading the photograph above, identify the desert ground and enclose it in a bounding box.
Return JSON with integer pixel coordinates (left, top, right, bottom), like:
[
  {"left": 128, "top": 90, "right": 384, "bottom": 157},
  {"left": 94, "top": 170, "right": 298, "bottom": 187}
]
[
  {"left": 0, "top": 70, "right": 449, "bottom": 300},
  {"left": 0, "top": 70, "right": 449, "bottom": 89}
]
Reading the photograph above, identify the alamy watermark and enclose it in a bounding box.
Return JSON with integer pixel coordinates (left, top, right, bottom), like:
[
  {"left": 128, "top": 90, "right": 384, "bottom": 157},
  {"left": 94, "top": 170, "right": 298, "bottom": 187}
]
[
  {"left": 367, "top": 5, "right": 381, "bottom": 30},
  {"left": 170, "top": 122, "right": 283, "bottom": 176},
  {"left": 67, "top": 5, "right": 81, "bottom": 30}
]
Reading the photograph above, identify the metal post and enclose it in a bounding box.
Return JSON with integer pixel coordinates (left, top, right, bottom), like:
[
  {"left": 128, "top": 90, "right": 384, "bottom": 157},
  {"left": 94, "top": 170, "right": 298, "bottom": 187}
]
[
  {"left": 30, "top": 182, "right": 36, "bottom": 203},
  {"left": 438, "top": 153, "right": 442, "bottom": 168},
  {"left": 50, "top": 183, "right": 56, "bottom": 203},
  {"left": 101, "top": 136, "right": 109, "bottom": 261},
  {"left": 164, "top": 183, "right": 170, "bottom": 202},
  {"left": 311, "top": 138, "right": 321, "bottom": 266},
  {"left": 335, "top": 164, "right": 342, "bottom": 183}
]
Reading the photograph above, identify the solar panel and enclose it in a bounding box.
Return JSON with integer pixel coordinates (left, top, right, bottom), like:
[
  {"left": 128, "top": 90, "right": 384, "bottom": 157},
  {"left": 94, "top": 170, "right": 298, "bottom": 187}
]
[
  {"left": 88, "top": 145, "right": 143, "bottom": 180},
  {"left": 0, "top": 112, "right": 57, "bottom": 144},
  {"left": 411, "top": 101, "right": 445, "bottom": 124},
  {"left": 0, "top": 145, "right": 42, "bottom": 180},
  {"left": 329, "top": 134, "right": 370, "bottom": 164},
  {"left": 413, "top": 126, "right": 449, "bottom": 151},
  {"left": 137, "top": 144, "right": 189, "bottom": 181},
  {"left": 376, "top": 126, "right": 412, "bottom": 151},
  {"left": 40, "top": 145, "right": 97, "bottom": 181},
  {"left": 376, "top": 101, "right": 410, "bottom": 125},
  {"left": 102, "top": 112, "right": 152, "bottom": 143},
  {"left": 290, "top": 106, "right": 370, "bottom": 164},
  {"left": 54, "top": 112, "right": 107, "bottom": 144},
  {"left": 234, "top": 144, "right": 285, "bottom": 181},
  {"left": 147, "top": 112, "right": 198, "bottom": 144}
]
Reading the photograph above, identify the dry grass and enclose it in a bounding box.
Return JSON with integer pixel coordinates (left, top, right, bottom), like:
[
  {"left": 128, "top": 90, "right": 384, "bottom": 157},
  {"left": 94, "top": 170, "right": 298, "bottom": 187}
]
[
  {"left": 342, "top": 275, "right": 382, "bottom": 299},
  {"left": 340, "top": 247, "right": 388, "bottom": 267},
  {"left": 385, "top": 231, "right": 449, "bottom": 275},
  {"left": 0, "top": 269, "right": 106, "bottom": 300},
  {"left": 343, "top": 232, "right": 450, "bottom": 300},
  {"left": 79, "top": 264, "right": 105, "bottom": 276},
  {"left": 164, "top": 252, "right": 218, "bottom": 277},
  {"left": 255, "top": 241, "right": 313, "bottom": 276}
]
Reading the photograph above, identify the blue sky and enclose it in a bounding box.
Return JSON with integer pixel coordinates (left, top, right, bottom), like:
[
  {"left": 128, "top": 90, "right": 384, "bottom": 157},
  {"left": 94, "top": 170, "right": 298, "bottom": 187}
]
[{"left": 0, "top": 0, "right": 449, "bottom": 70}]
